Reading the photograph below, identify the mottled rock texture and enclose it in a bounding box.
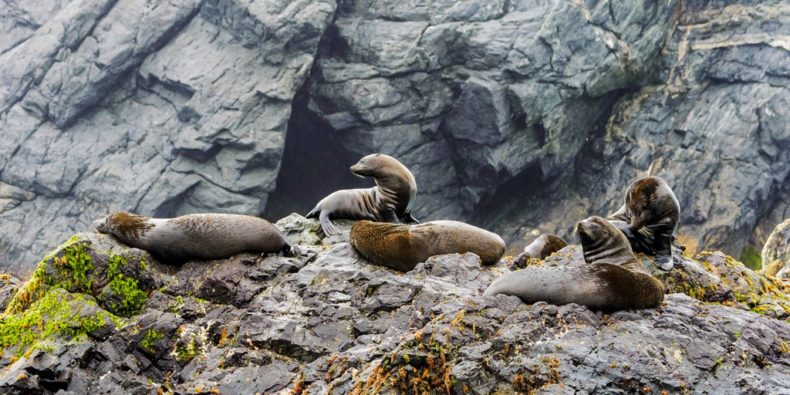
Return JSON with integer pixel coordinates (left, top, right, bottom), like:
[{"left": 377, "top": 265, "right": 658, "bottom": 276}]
[
  {"left": 0, "top": 215, "right": 788, "bottom": 393},
  {"left": 762, "top": 218, "right": 790, "bottom": 279},
  {"left": 1, "top": 0, "right": 789, "bottom": 276}
]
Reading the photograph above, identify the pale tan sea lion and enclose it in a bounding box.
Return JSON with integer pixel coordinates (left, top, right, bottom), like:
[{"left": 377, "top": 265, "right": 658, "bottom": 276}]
[{"left": 306, "top": 153, "right": 418, "bottom": 236}]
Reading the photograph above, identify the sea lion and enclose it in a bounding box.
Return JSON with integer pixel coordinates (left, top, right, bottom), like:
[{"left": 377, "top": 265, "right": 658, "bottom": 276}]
[
  {"left": 524, "top": 234, "right": 567, "bottom": 260},
  {"left": 306, "top": 153, "right": 419, "bottom": 236},
  {"left": 484, "top": 216, "right": 664, "bottom": 311},
  {"left": 511, "top": 234, "right": 568, "bottom": 269},
  {"left": 608, "top": 176, "right": 680, "bottom": 271},
  {"left": 349, "top": 220, "right": 506, "bottom": 271},
  {"left": 93, "top": 211, "right": 291, "bottom": 262}
]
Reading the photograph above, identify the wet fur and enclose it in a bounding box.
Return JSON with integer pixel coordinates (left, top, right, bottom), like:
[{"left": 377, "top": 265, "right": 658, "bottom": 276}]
[
  {"left": 350, "top": 220, "right": 506, "bottom": 272},
  {"left": 609, "top": 176, "right": 680, "bottom": 270},
  {"left": 484, "top": 217, "right": 664, "bottom": 311},
  {"left": 94, "top": 211, "right": 290, "bottom": 262},
  {"left": 306, "top": 154, "right": 418, "bottom": 236}
]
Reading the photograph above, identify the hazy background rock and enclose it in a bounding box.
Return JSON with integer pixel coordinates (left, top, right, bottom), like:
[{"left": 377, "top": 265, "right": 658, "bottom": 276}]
[{"left": 1, "top": 0, "right": 789, "bottom": 274}]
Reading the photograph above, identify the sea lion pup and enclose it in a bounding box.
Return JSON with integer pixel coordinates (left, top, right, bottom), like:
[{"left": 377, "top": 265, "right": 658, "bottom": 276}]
[
  {"left": 349, "top": 220, "right": 506, "bottom": 271},
  {"left": 608, "top": 176, "right": 680, "bottom": 271},
  {"left": 93, "top": 211, "right": 291, "bottom": 262},
  {"left": 484, "top": 216, "right": 664, "bottom": 311},
  {"left": 306, "top": 153, "right": 419, "bottom": 236},
  {"left": 511, "top": 234, "right": 568, "bottom": 269},
  {"left": 524, "top": 234, "right": 568, "bottom": 260}
]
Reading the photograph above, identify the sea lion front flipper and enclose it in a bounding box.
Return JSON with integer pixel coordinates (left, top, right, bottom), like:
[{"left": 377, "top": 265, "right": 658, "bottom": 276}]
[
  {"left": 381, "top": 210, "right": 400, "bottom": 224},
  {"left": 319, "top": 211, "right": 340, "bottom": 236},
  {"left": 403, "top": 212, "right": 420, "bottom": 224},
  {"left": 608, "top": 204, "right": 630, "bottom": 223}
]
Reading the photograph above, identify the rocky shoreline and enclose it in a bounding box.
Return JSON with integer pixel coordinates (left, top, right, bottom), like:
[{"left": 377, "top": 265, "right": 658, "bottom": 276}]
[{"left": 0, "top": 214, "right": 787, "bottom": 394}]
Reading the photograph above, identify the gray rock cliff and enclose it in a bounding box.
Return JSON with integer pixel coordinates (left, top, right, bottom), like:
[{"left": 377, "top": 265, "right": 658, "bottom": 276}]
[{"left": 1, "top": 0, "right": 789, "bottom": 275}]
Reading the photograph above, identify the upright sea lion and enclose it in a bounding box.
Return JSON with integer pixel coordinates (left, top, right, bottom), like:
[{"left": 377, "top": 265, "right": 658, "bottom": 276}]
[
  {"left": 608, "top": 176, "right": 680, "bottom": 270},
  {"left": 93, "top": 211, "right": 291, "bottom": 262},
  {"left": 306, "top": 153, "right": 419, "bottom": 236},
  {"left": 349, "top": 220, "right": 506, "bottom": 271},
  {"left": 484, "top": 216, "right": 664, "bottom": 311}
]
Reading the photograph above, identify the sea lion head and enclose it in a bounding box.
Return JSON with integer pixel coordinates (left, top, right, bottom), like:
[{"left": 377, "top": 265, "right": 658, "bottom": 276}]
[
  {"left": 350, "top": 153, "right": 402, "bottom": 179},
  {"left": 625, "top": 176, "right": 680, "bottom": 228},
  {"left": 576, "top": 216, "right": 635, "bottom": 265},
  {"left": 93, "top": 211, "right": 153, "bottom": 241}
]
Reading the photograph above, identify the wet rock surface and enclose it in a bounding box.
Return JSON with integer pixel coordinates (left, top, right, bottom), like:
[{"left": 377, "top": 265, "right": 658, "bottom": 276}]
[
  {"left": 1, "top": 0, "right": 788, "bottom": 275},
  {"left": 0, "top": 215, "right": 788, "bottom": 394}
]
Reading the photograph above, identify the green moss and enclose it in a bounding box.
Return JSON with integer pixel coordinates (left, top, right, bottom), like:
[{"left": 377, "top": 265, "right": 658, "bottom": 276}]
[
  {"left": 175, "top": 333, "right": 201, "bottom": 362},
  {"left": 0, "top": 290, "right": 116, "bottom": 356},
  {"left": 51, "top": 240, "right": 94, "bottom": 292},
  {"left": 739, "top": 246, "right": 762, "bottom": 271},
  {"left": 106, "top": 253, "right": 148, "bottom": 316},
  {"left": 140, "top": 328, "right": 164, "bottom": 354},
  {"left": 5, "top": 238, "right": 95, "bottom": 315}
]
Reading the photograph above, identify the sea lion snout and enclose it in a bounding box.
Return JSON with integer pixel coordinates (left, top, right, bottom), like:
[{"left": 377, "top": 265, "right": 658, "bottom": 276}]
[
  {"left": 350, "top": 161, "right": 372, "bottom": 177},
  {"left": 350, "top": 154, "right": 382, "bottom": 177},
  {"left": 92, "top": 217, "right": 108, "bottom": 233}
]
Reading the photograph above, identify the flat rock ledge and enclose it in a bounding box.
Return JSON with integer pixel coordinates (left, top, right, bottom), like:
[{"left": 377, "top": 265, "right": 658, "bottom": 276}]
[{"left": 0, "top": 214, "right": 788, "bottom": 394}]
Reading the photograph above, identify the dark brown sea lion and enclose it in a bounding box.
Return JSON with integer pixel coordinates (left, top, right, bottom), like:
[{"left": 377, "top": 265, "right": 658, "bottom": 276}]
[
  {"left": 93, "top": 211, "right": 291, "bottom": 261},
  {"left": 484, "top": 216, "right": 665, "bottom": 311},
  {"left": 306, "top": 153, "right": 419, "bottom": 236},
  {"left": 608, "top": 176, "right": 680, "bottom": 270},
  {"left": 349, "top": 220, "right": 506, "bottom": 271}
]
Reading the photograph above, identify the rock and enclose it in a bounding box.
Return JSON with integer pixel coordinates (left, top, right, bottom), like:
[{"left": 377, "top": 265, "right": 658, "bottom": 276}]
[
  {"left": 0, "top": 215, "right": 788, "bottom": 393},
  {"left": 0, "top": 0, "right": 337, "bottom": 276},
  {"left": 762, "top": 218, "right": 790, "bottom": 279},
  {"left": 1, "top": 0, "right": 788, "bottom": 278}
]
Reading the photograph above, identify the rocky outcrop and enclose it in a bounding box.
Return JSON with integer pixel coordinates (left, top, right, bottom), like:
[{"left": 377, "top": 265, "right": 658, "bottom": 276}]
[
  {"left": 762, "top": 218, "right": 790, "bottom": 279},
  {"left": 1, "top": 0, "right": 788, "bottom": 276},
  {"left": 0, "top": 215, "right": 788, "bottom": 393}
]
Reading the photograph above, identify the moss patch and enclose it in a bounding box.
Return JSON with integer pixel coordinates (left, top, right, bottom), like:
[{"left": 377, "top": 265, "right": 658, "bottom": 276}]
[
  {"left": 5, "top": 238, "right": 95, "bottom": 315},
  {"left": 0, "top": 289, "right": 118, "bottom": 356},
  {"left": 106, "top": 253, "right": 148, "bottom": 316},
  {"left": 739, "top": 245, "right": 762, "bottom": 271},
  {"left": 140, "top": 328, "right": 164, "bottom": 354}
]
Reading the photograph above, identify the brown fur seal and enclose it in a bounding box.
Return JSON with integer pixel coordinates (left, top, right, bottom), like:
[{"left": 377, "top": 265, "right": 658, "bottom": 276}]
[
  {"left": 608, "top": 176, "right": 680, "bottom": 271},
  {"left": 511, "top": 234, "right": 568, "bottom": 269},
  {"left": 349, "top": 220, "right": 505, "bottom": 271},
  {"left": 484, "top": 216, "right": 664, "bottom": 311},
  {"left": 524, "top": 235, "right": 567, "bottom": 259},
  {"left": 93, "top": 211, "right": 290, "bottom": 262},
  {"left": 306, "top": 154, "right": 419, "bottom": 236}
]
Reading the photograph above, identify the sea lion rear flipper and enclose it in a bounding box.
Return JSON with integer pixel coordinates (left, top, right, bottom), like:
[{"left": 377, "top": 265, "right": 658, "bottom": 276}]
[
  {"left": 319, "top": 211, "right": 340, "bottom": 236},
  {"left": 306, "top": 206, "right": 319, "bottom": 218}
]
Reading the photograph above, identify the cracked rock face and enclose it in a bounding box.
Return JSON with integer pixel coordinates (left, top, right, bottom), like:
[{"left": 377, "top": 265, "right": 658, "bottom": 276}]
[
  {"left": 0, "top": 0, "right": 336, "bottom": 275},
  {"left": 0, "top": 215, "right": 788, "bottom": 393},
  {"left": 1, "top": 0, "right": 789, "bottom": 276}
]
